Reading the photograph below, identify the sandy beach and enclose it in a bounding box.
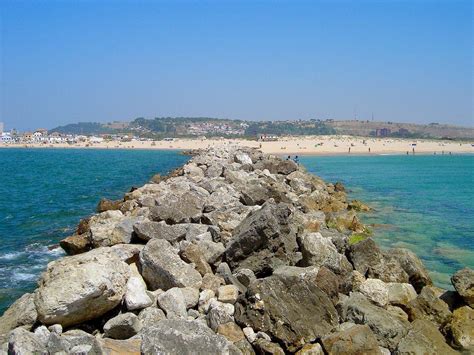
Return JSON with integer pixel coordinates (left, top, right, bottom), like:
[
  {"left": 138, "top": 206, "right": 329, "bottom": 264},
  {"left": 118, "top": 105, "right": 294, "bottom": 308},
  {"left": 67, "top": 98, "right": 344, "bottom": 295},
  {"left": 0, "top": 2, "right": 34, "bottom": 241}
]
[{"left": 1, "top": 135, "right": 473, "bottom": 155}]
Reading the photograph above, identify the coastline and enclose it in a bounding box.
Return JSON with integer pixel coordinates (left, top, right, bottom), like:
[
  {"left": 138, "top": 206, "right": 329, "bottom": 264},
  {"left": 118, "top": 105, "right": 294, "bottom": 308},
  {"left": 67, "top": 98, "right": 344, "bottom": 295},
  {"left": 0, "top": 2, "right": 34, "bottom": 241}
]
[
  {"left": 1, "top": 146, "right": 473, "bottom": 353},
  {"left": 1, "top": 135, "right": 473, "bottom": 156}
]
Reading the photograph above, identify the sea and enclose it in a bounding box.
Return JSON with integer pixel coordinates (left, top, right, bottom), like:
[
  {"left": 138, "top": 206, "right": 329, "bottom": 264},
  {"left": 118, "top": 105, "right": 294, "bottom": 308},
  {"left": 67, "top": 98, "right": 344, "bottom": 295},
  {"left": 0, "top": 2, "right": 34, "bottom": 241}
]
[
  {"left": 0, "top": 149, "right": 473, "bottom": 315},
  {"left": 0, "top": 148, "right": 189, "bottom": 314}
]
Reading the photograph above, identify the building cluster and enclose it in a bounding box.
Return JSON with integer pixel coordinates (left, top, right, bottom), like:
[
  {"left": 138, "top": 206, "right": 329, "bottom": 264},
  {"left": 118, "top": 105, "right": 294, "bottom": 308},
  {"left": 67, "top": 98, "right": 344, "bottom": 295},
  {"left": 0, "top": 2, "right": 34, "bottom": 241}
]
[{"left": 186, "top": 122, "right": 248, "bottom": 136}]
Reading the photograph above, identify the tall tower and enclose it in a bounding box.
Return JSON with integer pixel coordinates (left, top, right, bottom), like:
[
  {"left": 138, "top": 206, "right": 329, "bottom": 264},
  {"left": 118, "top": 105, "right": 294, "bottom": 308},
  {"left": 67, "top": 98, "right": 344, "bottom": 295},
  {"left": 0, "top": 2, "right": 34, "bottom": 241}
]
[{"left": 0, "top": 122, "right": 4, "bottom": 135}]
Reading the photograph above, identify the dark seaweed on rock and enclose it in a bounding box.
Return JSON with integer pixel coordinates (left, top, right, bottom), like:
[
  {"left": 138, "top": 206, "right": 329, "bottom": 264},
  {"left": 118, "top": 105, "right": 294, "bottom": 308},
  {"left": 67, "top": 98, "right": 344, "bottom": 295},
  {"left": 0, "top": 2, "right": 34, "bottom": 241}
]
[{"left": 1, "top": 146, "right": 472, "bottom": 354}]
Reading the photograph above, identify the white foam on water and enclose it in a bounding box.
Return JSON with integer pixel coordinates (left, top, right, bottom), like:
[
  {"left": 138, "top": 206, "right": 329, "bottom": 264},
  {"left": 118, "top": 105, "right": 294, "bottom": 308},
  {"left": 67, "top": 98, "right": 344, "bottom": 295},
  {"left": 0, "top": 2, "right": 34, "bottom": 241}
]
[
  {"left": 12, "top": 272, "right": 37, "bottom": 282},
  {"left": 0, "top": 251, "right": 25, "bottom": 261}
]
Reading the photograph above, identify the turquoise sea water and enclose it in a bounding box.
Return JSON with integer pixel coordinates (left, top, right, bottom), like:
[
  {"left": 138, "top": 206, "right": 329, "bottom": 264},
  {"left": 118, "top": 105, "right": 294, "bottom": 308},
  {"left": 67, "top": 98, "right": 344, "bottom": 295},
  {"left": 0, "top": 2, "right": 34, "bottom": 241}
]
[
  {"left": 0, "top": 148, "right": 188, "bottom": 314},
  {"left": 300, "top": 154, "right": 474, "bottom": 289}
]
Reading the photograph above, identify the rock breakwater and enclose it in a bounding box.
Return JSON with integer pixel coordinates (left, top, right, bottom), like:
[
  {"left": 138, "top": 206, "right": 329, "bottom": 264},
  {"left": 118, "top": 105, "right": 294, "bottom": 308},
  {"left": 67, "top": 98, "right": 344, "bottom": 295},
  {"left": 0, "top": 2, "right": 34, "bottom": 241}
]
[{"left": 1, "top": 147, "right": 473, "bottom": 354}]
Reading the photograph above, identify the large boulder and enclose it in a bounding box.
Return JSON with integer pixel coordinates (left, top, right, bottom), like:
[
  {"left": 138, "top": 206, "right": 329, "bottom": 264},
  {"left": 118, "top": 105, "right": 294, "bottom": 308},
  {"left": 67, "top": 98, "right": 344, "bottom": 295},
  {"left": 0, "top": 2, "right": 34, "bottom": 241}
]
[
  {"left": 124, "top": 263, "right": 153, "bottom": 311},
  {"left": 235, "top": 274, "right": 338, "bottom": 352},
  {"left": 89, "top": 211, "right": 142, "bottom": 247},
  {"left": 348, "top": 239, "right": 409, "bottom": 283},
  {"left": 225, "top": 201, "right": 300, "bottom": 276},
  {"left": 8, "top": 327, "right": 46, "bottom": 355},
  {"left": 0, "top": 293, "right": 37, "bottom": 343},
  {"left": 341, "top": 292, "right": 409, "bottom": 350},
  {"left": 139, "top": 238, "right": 202, "bottom": 290},
  {"left": 35, "top": 248, "right": 130, "bottom": 327},
  {"left": 451, "top": 267, "right": 474, "bottom": 307},
  {"left": 59, "top": 233, "right": 91, "bottom": 255},
  {"left": 448, "top": 305, "right": 474, "bottom": 351},
  {"left": 140, "top": 319, "right": 237, "bottom": 354},
  {"left": 299, "top": 232, "right": 352, "bottom": 275},
  {"left": 405, "top": 286, "right": 452, "bottom": 327},
  {"left": 390, "top": 248, "right": 432, "bottom": 293},
  {"left": 397, "top": 319, "right": 457, "bottom": 354},
  {"left": 149, "top": 191, "right": 204, "bottom": 224},
  {"left": 321, "top": 324, "right": 382, "bottom": 355}
]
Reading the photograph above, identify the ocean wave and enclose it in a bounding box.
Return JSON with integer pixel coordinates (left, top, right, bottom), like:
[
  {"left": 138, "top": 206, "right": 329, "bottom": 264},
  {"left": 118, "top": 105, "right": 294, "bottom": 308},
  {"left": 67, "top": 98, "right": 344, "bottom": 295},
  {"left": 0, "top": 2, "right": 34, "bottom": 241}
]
[
  {"left": 11, "top": 272, "right": 37, "bottom": 282},
  {"left": 0, "top": 251, "right": 26, "bottom": 261}
]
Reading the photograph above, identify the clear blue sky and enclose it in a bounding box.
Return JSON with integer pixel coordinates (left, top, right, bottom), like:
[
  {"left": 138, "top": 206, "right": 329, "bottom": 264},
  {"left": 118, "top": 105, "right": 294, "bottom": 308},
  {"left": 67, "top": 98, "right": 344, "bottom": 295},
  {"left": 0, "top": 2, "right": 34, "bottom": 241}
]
[{"left": 1, "top": 0, "right": 472, "bottom": 130}]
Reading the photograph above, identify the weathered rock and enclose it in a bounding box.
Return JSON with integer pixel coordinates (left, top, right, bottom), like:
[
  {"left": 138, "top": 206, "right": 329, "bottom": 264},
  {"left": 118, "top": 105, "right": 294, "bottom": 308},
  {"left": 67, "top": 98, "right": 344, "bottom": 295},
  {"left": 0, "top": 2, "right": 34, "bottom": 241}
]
[
  {"left": 299, "top": 232, "right": 352, "bottom": 275},
  {"left": 139, "top": 238, "right": 202, "bottom": 290},
  {"left": 198, "top": 289, "right": 216, "bottom": 314},
  {"left": 387, "top": 282, "right": 417, "bottom": 307},
  {"left": 157, "top": 288, "right": 187, "bottom": 319},
  {"left": 35, "top": 248, "right": 130, "bottom": 327},
  {"left": 451, "top": 267, "right": 474, "bottom": 307},
  {"left": 196, "top": 239, "right": 225, "bottom": 265},
  {"left": 226, "top": 201, "right": 300, "bottom": 276},
  {"left": 141, "top": 319, "right": 236, "bottom": 354},
  {"left": 234, "top": 152, "right": 253, "bottom": 165},
  {"left": 59, "top": 233, "right": 91, "bottom": 255},
  {"left": 97, "top": 198, "right": 122, "bottom": 213},
  {"left": 8, "top": 327, "right": 46, "bottom": 355},
  {"left": 348, "top": 239, "right": 409, "bottom": 283},
  {"left": 150, "top": 191, "right": 204, "bottom": 224},
  {"left": 391, "top": 248, "right": 432, "bottom": 293},
  {"left": 138, "top": 307, "right": 166, "bottom": 329},
  {"left": 33, "top": 325, "right": 50, "bottom": 346},
  {"left": 178, "top": 288, "right": 198, "bottom": 310},
  {"left": 124, "top": 263, "right": 153, "bottom": 311},
  {"left": 217, "top": 322, "right": 246, "bottom": 343},
  {"left": 0, "top": 293, "right": 37, "bottom": 343},
  {"left": 48, "top": 328, "right": 102, "bottom": 354},
  {"left": 253, "top": 338, "right": 285, "bottom": 354},
  {"left": 405, "top": 286, "right": 452, "bottom": 327},
  {"left": 216, "top": 262, "right": 247, "bottom": 293},
  {"left": 397, "top": 319, "right": 457, "bottom": 355},
  {"left": 98, "top": 337, "right": 142, "bottom": 355},
  {"left": 348, "top": 200, "right": 372, "bottom": 212},
  {"left": 181, "top": 243, "right": 213, "bottom": 276},
  {"left": 341, "top": 292, "right": 409, "bottom": 350},
  {"left": 448, "top": 305, "right": 474, "bottom": 351},
  {"left": 201, "top": 273, "right": 226, "bottom": 293},
  {"left": 103, "top": 313, "right": 142, "bottom": 340},
  {"left": 235, "top": 274, "right": 338, "bottom": 351},
  {"left": 358, "top": 278, "right": 389, "bottom": 307},
  {"left": 207, "top": 301, "right": 235, "bottom": 331},
  {"left": 89, "top": 210, "right": 139, "bottom": 247},
  {"left": 314, "top": 266, "right": 340, "bottom": 304},
  {"left": 321, "top": 324, "right": 382, "bottom": 355},
  {"left": 109, "top": 243, "right": 144, "bottom": 263},
  {"left": 217, "top": 285, "right": 239, "bottom": 304},
  {"left": 233, "top": 269, "right": 256, "bottom": 288},
  {"left": 295, "top": 343, "right": 324, "bottom": 355}
]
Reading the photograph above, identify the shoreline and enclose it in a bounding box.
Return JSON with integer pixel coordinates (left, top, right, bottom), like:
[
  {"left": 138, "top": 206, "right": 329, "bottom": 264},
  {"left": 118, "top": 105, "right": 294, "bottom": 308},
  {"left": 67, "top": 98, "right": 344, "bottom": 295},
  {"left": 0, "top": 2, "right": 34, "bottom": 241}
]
[{"left": 1, "top": 135, "right": 473, "bottom": 156}]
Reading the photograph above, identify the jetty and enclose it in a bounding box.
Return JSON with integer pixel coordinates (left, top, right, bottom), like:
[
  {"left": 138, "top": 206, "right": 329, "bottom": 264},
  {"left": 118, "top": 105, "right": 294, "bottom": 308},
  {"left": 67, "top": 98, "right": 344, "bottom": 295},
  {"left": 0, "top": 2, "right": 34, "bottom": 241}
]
[{"left": 0, "top": 147, "right": 472, "bottom": 354}]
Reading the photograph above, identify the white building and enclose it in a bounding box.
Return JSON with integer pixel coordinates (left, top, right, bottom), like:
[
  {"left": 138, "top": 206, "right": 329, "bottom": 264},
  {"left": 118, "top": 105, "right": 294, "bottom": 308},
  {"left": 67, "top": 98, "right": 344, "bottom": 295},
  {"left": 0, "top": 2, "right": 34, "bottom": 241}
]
[{"left": 1, "top": 132, "right": 13, "bottom": 143}]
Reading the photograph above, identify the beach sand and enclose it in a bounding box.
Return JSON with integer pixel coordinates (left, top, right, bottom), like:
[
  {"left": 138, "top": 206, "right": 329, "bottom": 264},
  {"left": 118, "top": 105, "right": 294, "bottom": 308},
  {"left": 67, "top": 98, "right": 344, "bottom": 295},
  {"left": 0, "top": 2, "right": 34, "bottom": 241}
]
[{"left": 1, "top": 135, "right": 473, "bottom": 155}]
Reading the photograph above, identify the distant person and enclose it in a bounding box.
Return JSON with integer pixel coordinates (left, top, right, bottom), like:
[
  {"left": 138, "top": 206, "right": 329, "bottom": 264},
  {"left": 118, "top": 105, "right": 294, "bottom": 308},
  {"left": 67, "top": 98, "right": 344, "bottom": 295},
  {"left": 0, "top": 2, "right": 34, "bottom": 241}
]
[
  {"left": 287, "top": 155, "right": 291, "bottom": 160},
  {"left": 368, "top": 147, "right": 371, "bottom": 153},
  {"left": 412, "top": 148, "right": 415, "bottom": 154},
  {"left": 348, "top": 147, "right": 351, "bottom": 153},
  {"left": 293, "top": 155, "right": 299, "bottom": 165}
]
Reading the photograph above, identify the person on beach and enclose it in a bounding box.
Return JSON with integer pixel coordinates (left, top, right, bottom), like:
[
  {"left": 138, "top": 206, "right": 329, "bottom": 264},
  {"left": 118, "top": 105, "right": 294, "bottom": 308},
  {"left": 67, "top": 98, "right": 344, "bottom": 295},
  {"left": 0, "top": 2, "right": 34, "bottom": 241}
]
[
  {"left": 286, "top": 155, "right": 291, "bottom": 160},
  {"left": 348, "top": 147, "right": 351, "bottom": 153},
  {"left": 368, "top": 147, "right": 371, "bottom": 153},
  {"left": 294, "top": 155, "right": 299, "bottom": 165}
]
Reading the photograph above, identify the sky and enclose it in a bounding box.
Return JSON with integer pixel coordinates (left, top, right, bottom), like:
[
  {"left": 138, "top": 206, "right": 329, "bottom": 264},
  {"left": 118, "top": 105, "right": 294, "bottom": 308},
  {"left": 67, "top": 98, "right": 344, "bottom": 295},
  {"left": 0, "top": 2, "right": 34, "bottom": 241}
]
[{"left": 0, "top": 0, "right": 472, "bottom": 131}]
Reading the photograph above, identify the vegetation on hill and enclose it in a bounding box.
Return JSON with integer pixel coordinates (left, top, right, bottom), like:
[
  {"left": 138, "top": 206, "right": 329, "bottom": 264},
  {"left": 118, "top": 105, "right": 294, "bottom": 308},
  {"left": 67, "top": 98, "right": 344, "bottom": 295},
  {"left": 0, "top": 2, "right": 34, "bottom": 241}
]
[{"left": 49, "top": 122, "right": 117, "bottom": 135}]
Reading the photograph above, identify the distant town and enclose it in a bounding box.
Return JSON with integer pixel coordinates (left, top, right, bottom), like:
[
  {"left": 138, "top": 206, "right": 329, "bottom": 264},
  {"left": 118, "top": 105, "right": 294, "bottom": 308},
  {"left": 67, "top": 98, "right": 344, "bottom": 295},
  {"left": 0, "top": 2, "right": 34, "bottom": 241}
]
[{"left": 1, "top": 117, "right": 473, "bottom": 145}]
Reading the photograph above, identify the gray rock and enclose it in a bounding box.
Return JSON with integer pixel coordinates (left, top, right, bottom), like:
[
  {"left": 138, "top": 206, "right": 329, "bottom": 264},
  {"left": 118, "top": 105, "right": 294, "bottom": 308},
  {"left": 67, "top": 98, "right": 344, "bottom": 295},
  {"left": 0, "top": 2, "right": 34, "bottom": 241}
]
[
  {"left": 348, "top": 239, "right": 409, "bottom": 283},
  {"left": 321, "top": 324, "right": 382, "bottom": 355},
  {"left": 449, "top": 305, "right": 474, "bottom": 351},
  {"left": 397, "top": 319, "right": 457, "bottom": 355},
  {"left": 109, "top": 243, "right": 144, "bottom": 263},
  {"left": 357, "top": 278, "right": 389, "bottom": 307},
  {"left": 387, "top": 282, "right": 417, "bottom": 307},
  {"left": 198, "top": 289, "right": 216, "bottom": 314},
  {"left": 181, "top": 243, "right": 213, "bottom": 276},
  {"left": 405, "top": 286, "right": 452, "bottom": 327},
  {"left": 225, "top": 201, "right": 300, "bottom": 276},
  {"left": 150, "top": 192, "right": 204, "bottom": 224},
  {"left": 35, "top": 248, "right": 130, "bottom": 327},
  {"left": 0, "top": 293, "right": 37, "bottom": 343},
  {"left": 451, "top": 267, "right": 474, "bottom": 307},
  {"left": 58, "top": 329, "right": 102, "bottom": 354},
  {"left": 140, "top": 319, "right": 236, "bottom": 354},
  {"left": 207, "top": 302, "right": 235, "bottom": 331},
  {"left": 8, "top": 327, "right": 46, "bottom": 355},
  {"left": 233, "top": 269, "right": 256, "bottom": 288},
  {"left": 138, "top": 307, "right": 166, "bottom": 329},
  {"left": 341, "top": 292, "right": 408, "bottom": 350},
  {"left": 299, "top": 232, "right": 352, "bottom": 275},
  {"left": 139, "top": 238, "right": 202, "bottom": 290},
  {"left": 201, "top": 273, "right": 226, "bottom": 293},
  {"left": 234, "top": 152, "right": 253, "bottom": 165},
  {"left": 124, "top": 263, "right": 153, "bottom": 311},
  {"left": 181, "top": 287, "right": 200, "bottom": 309},
  {"left": 217, "top": 285, "right": 239, "bottom": 304},
  {"left": 235, "top": 274, "right": 338, "bottom": 352},
  {"left": 157, "top": 288, "right": 188, "bottom": 319},
  {"left": 89, "top": 211, "right": 141, "bottom": 247},
  {"left": 103, "top": 313, "right": 142, "bottom": 340},
  {"left": 33, "top": 325, "right": 50, "bottom": 346},
  {"left": 216, "top": 262, "right": 247, "bottom": 293},
  {"left": 391, "top": 248, "right": 432, "bottom": 293}
]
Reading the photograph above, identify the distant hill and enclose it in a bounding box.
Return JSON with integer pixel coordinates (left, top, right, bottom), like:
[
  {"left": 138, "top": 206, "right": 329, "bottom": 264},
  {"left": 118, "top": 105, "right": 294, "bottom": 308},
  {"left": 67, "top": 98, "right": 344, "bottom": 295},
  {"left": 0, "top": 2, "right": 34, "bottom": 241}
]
[
  {"left": 49, "top": 117, "right": 473, "bottom": 140},
  {"left": 49, "top": 122, "right": 129, "bottom": 135}
]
